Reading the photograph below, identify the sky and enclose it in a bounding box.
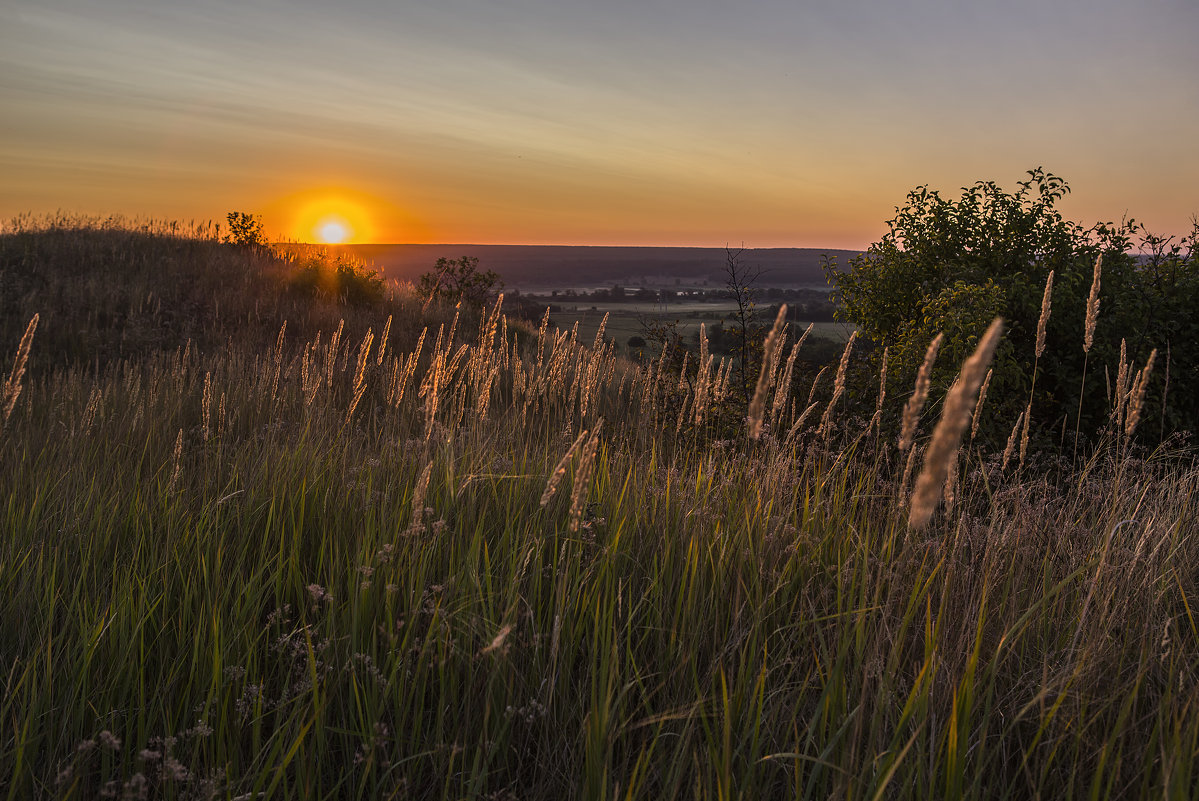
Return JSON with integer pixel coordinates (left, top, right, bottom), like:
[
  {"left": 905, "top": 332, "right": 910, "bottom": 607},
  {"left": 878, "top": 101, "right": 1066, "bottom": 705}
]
[{"left": 1, "top": 0, "right": 1197, "bottom": 247}]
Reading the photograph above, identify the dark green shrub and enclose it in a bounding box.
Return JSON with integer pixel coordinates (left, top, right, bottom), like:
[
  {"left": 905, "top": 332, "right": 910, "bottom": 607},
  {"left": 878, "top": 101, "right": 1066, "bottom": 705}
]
[{"left": 825, "top": 168, "right": 1199, "bottom": 449}]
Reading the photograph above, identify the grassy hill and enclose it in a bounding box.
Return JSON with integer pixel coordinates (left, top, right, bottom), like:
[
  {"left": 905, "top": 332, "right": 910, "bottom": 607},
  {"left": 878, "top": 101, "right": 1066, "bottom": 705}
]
[{"left": 2, "top": 221, "right": 1198, "bottom": 799}]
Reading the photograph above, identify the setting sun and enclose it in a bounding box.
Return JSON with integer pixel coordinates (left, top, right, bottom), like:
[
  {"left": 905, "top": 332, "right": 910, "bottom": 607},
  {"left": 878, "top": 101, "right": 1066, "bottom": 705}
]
[
  {"left": 279, "top": 192, "right": 380, "bottom": 245},
  {"left": 316, "top": 217, "right": 351, "bottom": 244}
]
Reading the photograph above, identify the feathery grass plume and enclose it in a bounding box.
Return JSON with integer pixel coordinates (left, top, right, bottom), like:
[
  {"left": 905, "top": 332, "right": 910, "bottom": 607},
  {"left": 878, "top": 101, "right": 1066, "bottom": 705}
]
[
  {"left": 714, "top": 357, "right": 734, "bottom": 403},
  {"left": 591, "top": 312, "right": 609, "bottom": 351},
  {"left": 1073, "top": 259, "right": 1103, "bottom": 462},
  {"left": 1124, "top": 348, "right": 1157, "bottom": 441},
  {"left": 391, "top": 328, "right": 427, "bottom": 408},
  {"left": 1084, "top": 253, "right": 1102, "bottom": 353},
  {"left": 772, "top": 323, "right": 812, "bottom": 426},
  {"left": 765, "top": 320, "right": 788, "bottom": 398},
  {"left": 670, "top": 350, "right": 690, "bottom": 409},
  {"left": 693, "top": 324, "right": 711, "bottom": 425},
  {"left": 1018, "top": 401, "right": 1032, "bottom": 472},
  {"left": 354, "top": 330, "right": 373, "bottom": 385},
  {"left": 805, "top": 365, "right": 829, "bottom": 407},
  {"left": 943, "top": 451, "right": 959, "bottom": 514},
  {"left": 201, "top": 371, "right": 212, "bottom": 442},
  {"left": 908, "top": 318, "right": 1003, "bottom": 530},
  {"left": 407, "top": 461, "right": 434, "bottom": 535},
  {"left": 541, "top": 429, "right": 590, "bottom": 507},
  {"left": 422, "top": 354, "right": 444, "bottom": 443},
  {"left": 346, "top": 330, "right": 373, "bottom": 422},
  {"left": 536, "top": 308, "right": 550, "bottom": 366},
  {"left": 500, "top": 315, "right": 510, "bottom": 371},
  {"left": 325, "top": 319, "right": 344, "bottom": 387},
  {"left": 818, "top": 330, "right": 858, "bottom": 437},
  {"left": 80, "top": 387, "right": 102, "bottom": 436},
  {"left": 970, "top": 368, "right": 992, "bottom": 442},
  {"left": 1036, "top": 270, "right": 1054, "bottom": 358},
  {"left": 898, "top": 333, "right": 943, "bottom": 451},
  {"left": 472, "top": 294, "right": 504, "bottom": 378},
  {"left": 1112, "top": 338, "right": 1129, "bottom": 429},
  {"left": 479, "top": 624, "right": 513, "bottom": 657},
  {"left": 376, "top": 314, "right": 392, "bottom": 366},
  {"left": 2, "top": 313, "right": 39, "bottom": 428},
  {"left": 1001, "top": 409, "right": 1023, "bottom": 472},
  {"left": 167, "top": 428, "right": 184, "bottom": 494},
  {"left": 568, "top": 419, "right": 603, "bottom": 533},
  {"left": 675, "top": 389, "right": 692, "bottom": 433},
  {"left": 270, "top": 321, "right": 287, "bottom": 401},
  {"left": 868, "top": 346, "right": 890, "bottom": 434},
  {"left": 897, "top": 442, "right": 920, "bottom": 507},
  {"left": 747, "top": 305, "right": 787, "bottom": 439},
  {"left": 785, "top": 401, "right": 820, "bottom": 443}
]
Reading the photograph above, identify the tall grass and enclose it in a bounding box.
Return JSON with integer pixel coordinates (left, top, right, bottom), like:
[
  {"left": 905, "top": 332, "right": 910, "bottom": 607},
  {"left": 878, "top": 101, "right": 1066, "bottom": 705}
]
[{"left": 1, "top": 223, "right": 1197, "bottom": 799}]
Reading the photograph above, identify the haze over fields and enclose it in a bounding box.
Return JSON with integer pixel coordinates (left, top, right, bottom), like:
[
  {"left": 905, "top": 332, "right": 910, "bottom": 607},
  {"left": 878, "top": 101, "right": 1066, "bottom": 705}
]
[{"left": 338, "top": 245, "right": 862, "bottom": 288}]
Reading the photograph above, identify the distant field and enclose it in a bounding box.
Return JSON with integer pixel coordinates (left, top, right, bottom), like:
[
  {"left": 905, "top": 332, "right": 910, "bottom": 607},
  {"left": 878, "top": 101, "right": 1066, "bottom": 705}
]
[
  {"left": 549, "top": 306, "right": 855, "bottom": 353},
  {"left": 552, "top": 300, "right": 742, "bottom": 314},
  {"left": 334, "top": 243, "right": 861, "bottom": 286}
]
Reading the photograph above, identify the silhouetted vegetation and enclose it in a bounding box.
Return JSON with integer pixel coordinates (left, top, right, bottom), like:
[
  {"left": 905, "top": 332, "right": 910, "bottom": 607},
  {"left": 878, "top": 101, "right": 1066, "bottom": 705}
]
[
  {"left": 419, "top": 255, "right": 503, "bottom": 307},
  {"left": 826, "top": 168, "right": 1199, "bottom": 453}
]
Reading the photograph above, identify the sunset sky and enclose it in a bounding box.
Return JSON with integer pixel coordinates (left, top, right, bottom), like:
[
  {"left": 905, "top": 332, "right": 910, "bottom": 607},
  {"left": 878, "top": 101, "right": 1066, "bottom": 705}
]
[{"left": 2, "top": 0, "right": 1197, "bottom": 247}]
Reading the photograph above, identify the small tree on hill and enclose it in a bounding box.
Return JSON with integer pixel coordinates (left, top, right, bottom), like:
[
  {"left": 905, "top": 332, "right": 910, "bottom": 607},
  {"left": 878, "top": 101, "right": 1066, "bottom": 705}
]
[
  {"left": 419, "top": 256, "right": 502, "bottom": 308},
  {"left": 722, "top": 246, "right": 766, "bottom": 408},
  {"left": 223, "top": 212, "right": 268, "bottom": 251}
]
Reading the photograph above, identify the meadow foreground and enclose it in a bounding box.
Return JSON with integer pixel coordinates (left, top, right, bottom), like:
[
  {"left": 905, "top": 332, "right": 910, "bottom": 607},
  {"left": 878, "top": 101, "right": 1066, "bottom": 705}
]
[{"left": 2, "top": 225, "right": 1198, "bottom": 799}]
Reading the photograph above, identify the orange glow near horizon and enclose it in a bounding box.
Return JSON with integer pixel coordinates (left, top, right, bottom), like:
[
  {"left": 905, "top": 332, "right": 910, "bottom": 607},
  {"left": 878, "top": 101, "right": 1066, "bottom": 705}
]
[{"left": 278, "top": 191, "right": 380, "bottom": 245}]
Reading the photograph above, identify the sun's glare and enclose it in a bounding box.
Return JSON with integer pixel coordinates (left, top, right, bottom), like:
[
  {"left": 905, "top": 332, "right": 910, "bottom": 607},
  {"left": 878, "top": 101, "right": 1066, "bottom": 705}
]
[
  {"left": 316, "top": 217, "right": 351, "bottom": 244},
  {"left": 281, "top": 193, "right": 378, "bottom": 245}
]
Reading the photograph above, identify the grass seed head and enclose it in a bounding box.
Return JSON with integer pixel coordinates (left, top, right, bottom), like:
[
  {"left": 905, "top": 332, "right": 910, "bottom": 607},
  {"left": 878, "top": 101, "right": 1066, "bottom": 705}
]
[
  {"left": 899, "top": 333, "right": 943, "bottom": 452},
  {"left": 748, "top": 305, "right": 787, "bottom": 440},
  {"left": 908, "top": 318, "right": 1003, "bottom": 530},
  {"left": 819, "top": 330, "right": 858, "bottom": 438},
  {"left": 1124, "top": 348, "right": 1157, "bottom": 440},
  {"left": 970, "top": 367, "right": 992, "bottom": 442},
  {"left": 2, "top": 313, "right": 39, "bottom": 428},
  {"left": 1085, "top": 253, "right": 1102, "bottom": 353},
  {"left": 540, "top": 429, "right": 590, "bottom": 507},
  {"left": 1036, "top": 270, "right": 1054, "bottom": 359}
]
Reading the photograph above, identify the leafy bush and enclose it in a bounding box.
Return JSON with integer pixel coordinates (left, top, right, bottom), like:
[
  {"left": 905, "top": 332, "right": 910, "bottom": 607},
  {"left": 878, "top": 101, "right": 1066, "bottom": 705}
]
[
  {"left": 418, "top": 256, "right": 502, "bottom": 307},
  {"left": 826, "top": 168, "right": 1199, "bottom": 449},
  {"left": 286, "top": 251, "right": 386, "bottom": 306},
  {"left": 222, "top": 211, "right": 268, "bottom": 250}
]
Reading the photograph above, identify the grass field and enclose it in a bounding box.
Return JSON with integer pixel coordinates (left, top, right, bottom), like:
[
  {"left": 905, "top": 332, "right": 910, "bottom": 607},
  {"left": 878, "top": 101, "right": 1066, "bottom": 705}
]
[
  {"left": 548, "top": 304, "right": 854, "bottom": 357},
  {"left": 2, "top": 222, "right": 1198, "bottom": 799}
]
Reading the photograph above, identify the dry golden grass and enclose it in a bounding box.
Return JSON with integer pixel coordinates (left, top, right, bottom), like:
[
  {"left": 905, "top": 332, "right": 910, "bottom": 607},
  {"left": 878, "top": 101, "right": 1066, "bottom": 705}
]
[
  {"left": 898, "top": 333, "right": 942, "bottom": 452},
  {"left": 1036, "top": 269, "right": 1054, "bottom": 358},
  {"left": 1084, "top": 253, "right": 1102, "bottom": 353},
  {"left": 2, "top": 313, "right": 38, "bottom": 428},
  {"left": 747, "top": 305, "right": 787, "bottom": 440},
  {"left": 818, "top": 330, "right": 858, "bottom": 438},
  {"left": 909, "top": 318, "right": 1003, "bottom": 529}
]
